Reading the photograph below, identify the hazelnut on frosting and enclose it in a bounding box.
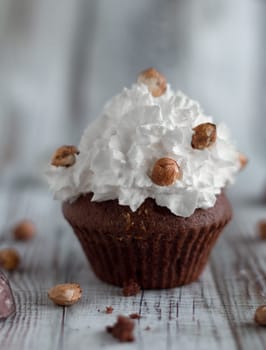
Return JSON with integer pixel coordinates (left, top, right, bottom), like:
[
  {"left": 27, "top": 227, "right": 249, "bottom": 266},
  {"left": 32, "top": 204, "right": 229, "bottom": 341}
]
[
  {"left": 46, "top": 69, "right": 242, "bottom": 217},
  {"left": 238, "top": 153, "right": 248, "bottom": 170},
  {"left": 51, "top": 145, "right": 79, "bottom": 167},
  {"left": 191, "top": 123, "right": 217, "bottom": 150},
  {"left": 151, "top": 158, "right": 182, "bottom": 186},
  {"left": 137, "top": 68, "right": 167, "bottom": 97}
]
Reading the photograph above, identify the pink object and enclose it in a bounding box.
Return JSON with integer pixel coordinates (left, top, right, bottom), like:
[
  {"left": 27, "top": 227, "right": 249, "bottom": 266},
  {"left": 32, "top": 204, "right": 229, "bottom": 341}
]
[{"left": 0, "top": 271, "right": 16, "bottom": 320}]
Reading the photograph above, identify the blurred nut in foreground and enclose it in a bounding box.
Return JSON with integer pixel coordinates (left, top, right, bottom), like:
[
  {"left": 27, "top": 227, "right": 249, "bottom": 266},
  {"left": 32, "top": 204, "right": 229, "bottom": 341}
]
[
  {"left": 151, "top": 157, "right": 182, "bottom": 186},
  {"left": 48, "top": 283, "right": 82, "bottom": 306},
  {"left": 137, "top": 68, "right": 167, "bottom": 97},
  {"left": 238, "top": 153, "right": 248, "bottom": 170},
  {"left": 254, "top": 305, "right": 266, "bottom": 326},
  {"left": 13, "top": 220, "right": 36, "bottom": 241},
  {"left": 0, "top": 249, "right": 20, "bottom": 271},
  {"left": 258, "top": 220, "right": 266, "bottom": 240},
  {"left": 51, "top": 145, "right": 79, "bottom": 167},
  {"left": 0, "top": 271, "right": 16, "bottom": 319},
  {"left": 192, "top": 123, "right": 217, "bottom": 150}
]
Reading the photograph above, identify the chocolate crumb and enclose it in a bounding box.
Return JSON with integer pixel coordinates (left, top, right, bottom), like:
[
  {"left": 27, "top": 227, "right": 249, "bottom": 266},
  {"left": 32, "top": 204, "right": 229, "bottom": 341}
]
[
  {"left": 122, "top": 279, "right": 141, "bottom": 297},
  {"left": 145, "top": 326, "right": 151, "bottom": 331},
  {"left": 129, "top": 313, "right": 141, "bottom": 319},
  {"left": 105, "top": 306, "right": 114, "bottom": 314},
  {"left": 106, "top": 315, "right": 135, "bottom": 342}
]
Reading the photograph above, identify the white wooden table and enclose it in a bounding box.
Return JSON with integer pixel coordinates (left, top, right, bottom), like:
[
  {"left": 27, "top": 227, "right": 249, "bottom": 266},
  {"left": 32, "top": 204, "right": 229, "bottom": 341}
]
[
  {"left": 0, "top": 187, "right": 266, "bottom": 350},
  {"left": 0, "top": 0, "right": 265, "bottom": 349}
]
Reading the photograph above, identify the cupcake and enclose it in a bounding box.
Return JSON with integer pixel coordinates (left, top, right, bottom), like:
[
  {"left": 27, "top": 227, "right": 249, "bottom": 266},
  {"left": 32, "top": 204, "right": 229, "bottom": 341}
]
[{"left": 47, "top": 68, "right": 246, "bottom": 289}]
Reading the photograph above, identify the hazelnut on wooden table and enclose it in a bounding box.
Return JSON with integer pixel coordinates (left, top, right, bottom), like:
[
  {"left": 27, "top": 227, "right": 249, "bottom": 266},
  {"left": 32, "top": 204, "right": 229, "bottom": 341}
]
[
  {"left": 51, "top": 145, "right": 79, "bottom": 167},
  {"left": 48, "top": 283, "right": 82, "bottom": 306},
  {"left": 191, "top": 123, "right": 217, "bottom": 150},
  {"left": 0, "top": 249, "right": 20, "bottom": 271},
  {"left": 137, "top": 67, "right": 167, "bottom": 97},
  {"left": 257, "top": 220, "right": 266, "bottom": 240},
  {"left": 254, "top": 305, "right": 266, "bottom": 326},
  {"left": 13, "top": 219, "right": 36, "bottom": 241},
  {"left": 151, "top": 157, "right": 182, "bottom": 186}
]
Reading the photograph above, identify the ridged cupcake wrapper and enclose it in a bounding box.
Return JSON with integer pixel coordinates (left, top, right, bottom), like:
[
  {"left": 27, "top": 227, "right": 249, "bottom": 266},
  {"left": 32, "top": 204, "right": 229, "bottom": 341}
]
[{"left": 71, "top": 220, "right": 228, "bottom": 289}]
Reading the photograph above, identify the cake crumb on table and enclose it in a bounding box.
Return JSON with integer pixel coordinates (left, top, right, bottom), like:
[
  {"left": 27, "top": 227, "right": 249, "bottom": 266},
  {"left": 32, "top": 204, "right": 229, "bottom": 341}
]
[
  {"left": 129, "top": 313, "right": 141, "bottom": 319},
  {"left": 122, "top": 279, "right": 141, "bottom": 297},
  {"left": 106, "top": 315, "right": 135, "bottom": 342},
  {"left": 105, "top": 306, "right": 114, "bottom": 314}
]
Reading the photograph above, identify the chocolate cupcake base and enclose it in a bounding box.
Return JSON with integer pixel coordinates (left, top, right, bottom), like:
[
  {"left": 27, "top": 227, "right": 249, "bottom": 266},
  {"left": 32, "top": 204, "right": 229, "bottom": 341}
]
[{"left": 63, "top": 193, "right": 232, "bottom": 289}]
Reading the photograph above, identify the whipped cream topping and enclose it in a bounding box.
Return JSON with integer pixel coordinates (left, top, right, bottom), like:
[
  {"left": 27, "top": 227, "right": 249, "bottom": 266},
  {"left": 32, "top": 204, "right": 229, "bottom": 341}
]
[{"left": 46, "top": 83, "right": 240, "bottom": 217}]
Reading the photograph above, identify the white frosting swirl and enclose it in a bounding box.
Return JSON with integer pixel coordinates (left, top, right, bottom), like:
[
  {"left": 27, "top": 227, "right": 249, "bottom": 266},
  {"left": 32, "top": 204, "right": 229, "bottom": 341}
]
[{"left": 46, "top": 83, "right": 240, "bottom": 217}]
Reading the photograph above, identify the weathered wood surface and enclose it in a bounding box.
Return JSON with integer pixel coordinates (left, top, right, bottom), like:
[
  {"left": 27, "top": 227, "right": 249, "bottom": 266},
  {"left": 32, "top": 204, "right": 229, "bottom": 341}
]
[
  {"left": 0, "top": 188, "right": 266, "bottom": 350},
  {"left": 0, "top": 0, "right": 265, "bottom": 349}
]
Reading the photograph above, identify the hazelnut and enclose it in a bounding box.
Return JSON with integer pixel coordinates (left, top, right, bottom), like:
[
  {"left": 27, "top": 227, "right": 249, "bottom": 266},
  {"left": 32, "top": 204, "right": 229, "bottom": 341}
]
[
  {"left": 238, "top": 153, "right": 248, "bottom": 170},
  {"left": 0, "top": 249, "right": 20, "bottom": 271},
  {"left": 48, "top": 283, "right": 82, "bottom": 306},
  {"left": 13, "top": 219, "right": 36, "bottom": 241},
  {"left": 254, "top": 305, "right": 266, "bottom": 326},
  {"left": 151, "top": 157, "right": 182, "bottom": 186},
  {"left": 137, "top": 68, "right": 167, "bottom": 97},
  {"left": 191, "top": 123, "right": 217, "bottom": 150},
  {"left": 51, "top": 145, "right": 79, "bottom": 167},
  {"left": 258, "top": 220, "right": 266, "bottom": 240}
]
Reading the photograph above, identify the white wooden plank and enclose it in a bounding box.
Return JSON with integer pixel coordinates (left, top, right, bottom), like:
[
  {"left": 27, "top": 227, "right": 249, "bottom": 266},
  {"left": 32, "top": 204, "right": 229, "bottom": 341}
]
[
  {"left": 80, "top": 0, "right": 180, "bottom": 125},
  {"left": 0, "top": 186, "right": 266, "bottom": 350},
  {"left": 0, "top": 0, "right": 86, "bottom": 165},
  {"left": 0, "top": 190, "right": 64, "bottom": 349},
  {"left": 209, "top": 201, "right": 266, "bottom": 350},
  {"left": 2, "top": 182, "right": 262, "bottom": 348},
  {"left": 0, "top": 0, "right": 265, "bottom": 349}
]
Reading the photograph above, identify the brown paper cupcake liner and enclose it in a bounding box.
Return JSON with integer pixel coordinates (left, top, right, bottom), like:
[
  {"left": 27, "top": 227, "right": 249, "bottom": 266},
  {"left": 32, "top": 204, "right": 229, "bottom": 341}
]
[
  {"left": 71, "top": 222, "right": 227, "bottom": 289},
  {"left": 63, "top": 193, "right": 232, "bottom": 289}
]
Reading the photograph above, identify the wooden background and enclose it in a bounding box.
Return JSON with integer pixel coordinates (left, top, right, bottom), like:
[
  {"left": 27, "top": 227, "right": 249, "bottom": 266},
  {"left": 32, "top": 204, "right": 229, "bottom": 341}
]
[{"left": 0, "top": 0, "right": 265, "bottom": 349}]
